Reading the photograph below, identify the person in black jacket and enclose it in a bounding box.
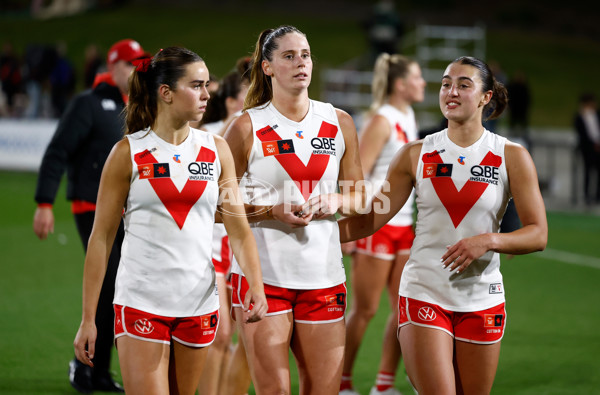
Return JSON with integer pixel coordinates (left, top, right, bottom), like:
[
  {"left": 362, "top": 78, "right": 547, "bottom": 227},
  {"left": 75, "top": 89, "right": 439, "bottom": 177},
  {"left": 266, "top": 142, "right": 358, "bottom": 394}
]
[
  {"left": 33, "top": 38, "right": 149, "bottom": 394},
  {"left": 574, "top": 92, "right": 600, "bottom": 205}
]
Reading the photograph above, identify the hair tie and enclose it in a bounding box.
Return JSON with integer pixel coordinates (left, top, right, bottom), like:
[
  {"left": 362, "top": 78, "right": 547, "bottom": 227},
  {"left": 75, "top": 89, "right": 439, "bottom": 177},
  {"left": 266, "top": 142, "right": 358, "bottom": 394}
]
[{"left": 132, "top": 57, "right": 152, "bottom": 72}]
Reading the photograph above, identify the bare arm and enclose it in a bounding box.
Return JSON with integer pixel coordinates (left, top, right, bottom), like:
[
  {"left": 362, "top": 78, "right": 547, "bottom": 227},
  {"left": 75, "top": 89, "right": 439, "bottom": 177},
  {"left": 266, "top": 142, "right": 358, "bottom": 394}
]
[
  {"left": 73, "top": 139, "right": 131, "bottom": 367},
  {"left": 214, "top": 136, "right": 267, "bottom": 323},
  {"left": 441, "top": 142, "right": 548, "bottom": 272},
  {"left": 338, "top": 141, "right": 420, "bottom": 242},
  {"left": 357, "top": 113, "right": 391, "bottom": 177},
  {"left": 223, "top": 113, "right": 311, "bottom": 227}
]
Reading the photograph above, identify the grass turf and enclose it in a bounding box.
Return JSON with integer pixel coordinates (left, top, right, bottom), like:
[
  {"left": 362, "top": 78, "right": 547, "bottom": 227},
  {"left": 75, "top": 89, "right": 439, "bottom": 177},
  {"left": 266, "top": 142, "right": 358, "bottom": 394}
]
[{"left": 0, "top": 170, "right": 599, "bottom": 394}]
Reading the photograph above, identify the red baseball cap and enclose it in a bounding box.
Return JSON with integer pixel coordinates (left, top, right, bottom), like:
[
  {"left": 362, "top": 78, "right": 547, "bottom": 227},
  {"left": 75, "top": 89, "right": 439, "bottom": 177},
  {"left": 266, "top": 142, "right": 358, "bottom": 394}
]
[{"left": 107, "top": 39, "right": 150, "bottom": 65}]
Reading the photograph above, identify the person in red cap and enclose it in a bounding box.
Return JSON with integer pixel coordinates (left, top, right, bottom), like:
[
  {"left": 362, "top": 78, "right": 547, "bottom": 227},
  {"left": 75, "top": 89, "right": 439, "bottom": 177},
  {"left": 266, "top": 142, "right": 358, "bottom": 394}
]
[{"left": 33, "top": 38, "right": 149, "bottom": 394}]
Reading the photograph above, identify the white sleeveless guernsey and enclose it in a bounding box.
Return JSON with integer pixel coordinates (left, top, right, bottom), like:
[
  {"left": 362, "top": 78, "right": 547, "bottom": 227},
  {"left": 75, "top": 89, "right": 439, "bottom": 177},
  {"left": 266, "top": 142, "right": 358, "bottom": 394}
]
[
  {"left": 367, "top": 104, "right": 418, "bottom": 226},
  {"left": 201, "top": 120, "right": 224, "bottom": 135},
  {"left": 201, "top": 121, "right": 229, "bottom": 268},
  {"left": 115, "top": 128, "right": 220, "bottom": 317},
  {"left": 400, "top": 129, "right": 510, "bottom": 311},
  {"left": 231, "top": 100, "right": 346, "bottom": 289}
]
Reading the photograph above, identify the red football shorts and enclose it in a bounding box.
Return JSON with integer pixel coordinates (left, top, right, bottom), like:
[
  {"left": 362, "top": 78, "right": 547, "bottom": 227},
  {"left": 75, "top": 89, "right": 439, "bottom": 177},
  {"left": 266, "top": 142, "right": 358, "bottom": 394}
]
[
  {"left": 398, "top": 297, "right": 506, "bottom": 344},
  {"left": 231, "top": 273, "right": 346, "bottom": 324},
  {"left": 356, "top": 224, "right": 415, "bottom": 260},
  {"left": 114, "top": 304, "right": 219, "bottom": 347}
]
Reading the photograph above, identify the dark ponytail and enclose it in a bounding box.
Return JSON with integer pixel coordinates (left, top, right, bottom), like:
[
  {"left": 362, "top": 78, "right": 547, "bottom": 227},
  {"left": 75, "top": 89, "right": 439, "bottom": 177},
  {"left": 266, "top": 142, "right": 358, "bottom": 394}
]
[
  {"left": 125, "top": 47, "right": 203, "bottom": 134},
  {"left": 452, "top": 56, "right": 508, "bottom": 120}
]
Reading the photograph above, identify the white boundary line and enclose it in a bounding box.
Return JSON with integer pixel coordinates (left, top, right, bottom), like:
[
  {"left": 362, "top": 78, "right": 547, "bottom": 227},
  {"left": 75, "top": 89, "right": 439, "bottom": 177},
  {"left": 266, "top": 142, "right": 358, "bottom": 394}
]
[{"left": 537, "top": 248, "right": 600, "bottom": 270}]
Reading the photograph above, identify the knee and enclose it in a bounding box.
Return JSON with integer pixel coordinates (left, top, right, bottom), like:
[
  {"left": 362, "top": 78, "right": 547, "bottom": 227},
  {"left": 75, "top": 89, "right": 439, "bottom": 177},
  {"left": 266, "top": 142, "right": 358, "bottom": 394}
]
[
  {"left": 353, "top": 304, "right": 378, "bottom": 321},
  {"left": 212, "top": 328, "right": 232, "bottom": 349}
]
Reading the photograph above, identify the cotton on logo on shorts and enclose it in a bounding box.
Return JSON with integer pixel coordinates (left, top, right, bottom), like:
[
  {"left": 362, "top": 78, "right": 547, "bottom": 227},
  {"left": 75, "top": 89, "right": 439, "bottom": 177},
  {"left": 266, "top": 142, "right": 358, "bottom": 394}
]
[
  {"left": 134, "top": 318, "right": 154, "bottom": 334},
  {"left": 417, "top": 306, "right": 436, "bottom": 321}
]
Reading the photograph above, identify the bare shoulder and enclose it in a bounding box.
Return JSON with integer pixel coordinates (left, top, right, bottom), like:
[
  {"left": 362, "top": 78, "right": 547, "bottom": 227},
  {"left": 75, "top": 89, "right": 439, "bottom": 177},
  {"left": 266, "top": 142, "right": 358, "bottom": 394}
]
[
  {"left": 335, "top": 108, "right": 356, "bottom": 129},
  {"left": 225, "top": 111, "right": 252, "bottom": 137},
  {"left": 110, "top": 138, "right": 131, "bottom": 160},
  {"left": 504, "top": 140, "right": 533, "bottom": 164},
  {"left": 212, "top": 134, "right": 233, "bottom": 158}
]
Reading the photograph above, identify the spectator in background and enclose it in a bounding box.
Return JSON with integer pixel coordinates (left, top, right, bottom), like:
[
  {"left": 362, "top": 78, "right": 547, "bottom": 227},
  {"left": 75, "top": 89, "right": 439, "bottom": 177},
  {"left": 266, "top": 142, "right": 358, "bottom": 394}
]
[
  {"left": 83, "top": 43, "right": 103, "bottom": 89},
  {"left": 0, "top": 41, "right": 23, "bottom": 116},
  {"left": 23, "top": 43, "right": 57, "bottom": 118},
  {"left": 506, "top": 69, "right": 531, "bottom": 148},
  {"left": 49, "top": 41, "right": 76, "bottom": 117},
  {"left": 574, "top": 92, "right": 600, "bottom": 205},
  {"left": 33, "top": 38, "right": 150, "bottom": 394}
]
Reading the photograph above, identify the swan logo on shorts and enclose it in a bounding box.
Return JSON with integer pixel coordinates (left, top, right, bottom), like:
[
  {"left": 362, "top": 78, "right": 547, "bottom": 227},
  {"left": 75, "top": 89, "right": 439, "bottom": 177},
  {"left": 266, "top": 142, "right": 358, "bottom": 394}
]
[
  {"left": 484, "top": 314, "right": 504, "bottom": 327},
  {"left": 134, "top": 318, "right": 154, "bottom": 334},
  {"left": 417, "top": 306, "right": 436, "bottom": 321},
  {"left": 201, "top": 314, "right": 218, "bottom": 329}
]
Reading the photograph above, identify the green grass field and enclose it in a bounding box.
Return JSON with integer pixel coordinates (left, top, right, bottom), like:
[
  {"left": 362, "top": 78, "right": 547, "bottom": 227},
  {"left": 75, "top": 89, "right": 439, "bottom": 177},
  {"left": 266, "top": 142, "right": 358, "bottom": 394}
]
[{"left": 0, "top": 170, "right": 599, "bottom": 394}]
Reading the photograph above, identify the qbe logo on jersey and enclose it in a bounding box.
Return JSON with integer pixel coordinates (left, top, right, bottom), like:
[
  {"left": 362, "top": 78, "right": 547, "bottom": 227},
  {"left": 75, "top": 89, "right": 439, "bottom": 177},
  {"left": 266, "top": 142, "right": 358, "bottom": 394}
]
[
  {"left": 188, "top": 161, "right": 215, "bottom": 181},
  {"left": 311, "top": 137, "right": 336, "bottom": 155}
]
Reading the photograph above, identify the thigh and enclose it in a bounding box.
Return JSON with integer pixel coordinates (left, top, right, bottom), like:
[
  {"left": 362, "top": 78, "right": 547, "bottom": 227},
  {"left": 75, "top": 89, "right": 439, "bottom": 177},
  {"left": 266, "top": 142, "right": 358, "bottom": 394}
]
[
  {"left": 235, "top": 308, "right": 293, "bottom": 394},
  {"left": 454, "top": 340, "right": 501, "bottom": 394},
  {"left": 291, "top": 320, "right": 346, "bottom": 395},
  {"left": 215, "top": 275, "right": 233, "bottom": 344},
  {"left": 169, "top": 341, "right": 209, "bottom": 395},
  {"left": 351, "top": 252, "right": 393, "bottom": 313},
  {"left": 116, "top": 336, "right": 170, "bottom": 395},
  {"left": 399, "top": 324, "right": 455, "bottom": 395},
  {"left": 386, "top": 252, "right": 409, "bottom": 307}
]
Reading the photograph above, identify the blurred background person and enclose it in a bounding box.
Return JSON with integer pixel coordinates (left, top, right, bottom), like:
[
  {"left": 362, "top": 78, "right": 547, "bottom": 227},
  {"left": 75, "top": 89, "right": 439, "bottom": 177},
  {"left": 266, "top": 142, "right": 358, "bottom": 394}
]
[
  {"left": 340, "top": 53, "right": 425, "bottom": 395},
  {"left": 506, "top": 69, "right": 532, "bottom": 149},
  {"left": 0, "top": 41, "right": 23, "bottom": 117},
  {"left": 574, "top": 92, "right": 600, "bottom": 206},
  {"left": 83, "top": 43, "right": 103, "bottom": 89},
  {"left": 22, "top": 42, "right": 56, "bottom": 118},
  {"left": 49, "top": 40, "right": 76, "bottom": 117},
  {"left": 33, "top": 38, "right": 150, "bottom": 394}
]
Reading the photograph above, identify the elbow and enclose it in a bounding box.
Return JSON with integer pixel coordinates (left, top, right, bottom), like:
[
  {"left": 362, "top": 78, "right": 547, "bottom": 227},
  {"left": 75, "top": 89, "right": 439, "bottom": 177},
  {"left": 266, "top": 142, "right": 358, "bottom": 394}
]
[
  {"left": 536, "top": 236, "right": 548, "bottom": 252},
  {"left": 533, "top": 227, "right": 548, "bottom": 252}
]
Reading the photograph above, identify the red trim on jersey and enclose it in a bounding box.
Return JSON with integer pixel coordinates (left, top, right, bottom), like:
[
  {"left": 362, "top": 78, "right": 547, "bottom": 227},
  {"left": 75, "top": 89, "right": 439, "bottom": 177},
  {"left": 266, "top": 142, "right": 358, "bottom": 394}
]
[
  {"left": 134, "top": 146, "right": 216, "bottom": 230},
  {"left": 255, "top": 121, "right": 338, "bottom": 201},
  {"left": 423, "top": 150, "right": 502, "bottom": 228},
  {"left": 395, "top": 122, "right": 408, "bottom": 143}
]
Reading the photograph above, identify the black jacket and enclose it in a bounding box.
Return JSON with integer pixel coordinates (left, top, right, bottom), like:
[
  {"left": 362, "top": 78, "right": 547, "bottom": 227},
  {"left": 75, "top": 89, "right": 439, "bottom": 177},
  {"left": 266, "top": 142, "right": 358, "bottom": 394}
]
[
  {"left": 574, "top": 110, "right": 600, "bottom": 154},
  {"left": 35, "top": 81, "right": 126, "bottom": 204}
]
